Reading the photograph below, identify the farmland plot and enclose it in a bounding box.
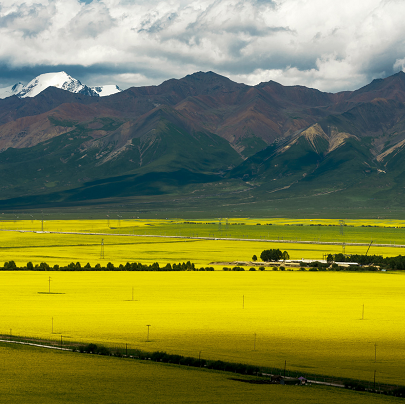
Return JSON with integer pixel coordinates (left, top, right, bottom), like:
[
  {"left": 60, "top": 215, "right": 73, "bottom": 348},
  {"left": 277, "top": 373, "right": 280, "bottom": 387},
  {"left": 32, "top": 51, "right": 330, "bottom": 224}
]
[
  {"left": 1, "top": 343, "right": 401, "bottom": 404},
  {"left": 1, "top": 271, "right": 404, "bottom": 386}
]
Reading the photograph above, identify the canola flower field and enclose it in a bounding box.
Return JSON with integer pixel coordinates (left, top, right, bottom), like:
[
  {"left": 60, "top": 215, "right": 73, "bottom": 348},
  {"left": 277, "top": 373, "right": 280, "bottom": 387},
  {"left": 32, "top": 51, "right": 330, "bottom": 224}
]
[
  {"left": 1, "top": 342, "right": 402, "bottom": 404},
  {"left": 1, "top": 270, "right": 405, "bottom": 387},
  {"left": 1, "top": 217, "right": 405, "bottom": 394},
  {"left": 0, "top": 231, "right": 404, "bottom": 268},
  {"left": 1, "top": 218, "right": 405, "bottom": 267},
  {"left": 2, "top": 217, "right": 405, "bottom": 245}
]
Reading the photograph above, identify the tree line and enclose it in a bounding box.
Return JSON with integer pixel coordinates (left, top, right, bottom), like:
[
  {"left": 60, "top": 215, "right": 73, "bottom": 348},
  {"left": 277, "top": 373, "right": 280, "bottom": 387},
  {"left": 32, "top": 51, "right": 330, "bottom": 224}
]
[
  {"left": 1, "top": 260, "right": 215, "bottom": 271},
  {"left": 328, "top": 253, "right": 405, "bottom": 270}
]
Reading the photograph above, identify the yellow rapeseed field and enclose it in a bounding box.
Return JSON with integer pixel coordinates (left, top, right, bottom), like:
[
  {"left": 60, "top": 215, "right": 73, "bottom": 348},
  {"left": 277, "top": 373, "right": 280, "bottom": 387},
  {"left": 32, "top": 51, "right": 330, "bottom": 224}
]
[
  {"left": 1, "top": 218, "right": 405, "bottom": 390},
  {"left": 0, "top": 222, "right": 404, "bottom": 268},
  {"left": 1, "top": 270, "right": 404, "bottom": 386},
  {"left": 0, "top": 231, "right": 403, "bottom": 267},
  {"left": 2, "top": 217, "right": 405, "bottom": 232}
]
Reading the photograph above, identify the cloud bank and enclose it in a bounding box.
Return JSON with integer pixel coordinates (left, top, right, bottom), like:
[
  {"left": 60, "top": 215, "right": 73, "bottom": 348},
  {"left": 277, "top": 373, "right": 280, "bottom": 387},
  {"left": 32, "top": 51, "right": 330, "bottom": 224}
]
[{"left": 1, "top": 0, "right": 405, "bottom": 92}]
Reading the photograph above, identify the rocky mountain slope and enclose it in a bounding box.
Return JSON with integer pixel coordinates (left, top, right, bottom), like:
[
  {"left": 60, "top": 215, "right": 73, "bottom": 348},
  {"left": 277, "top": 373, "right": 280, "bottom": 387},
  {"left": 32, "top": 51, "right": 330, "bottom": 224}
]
[{"left": 1, "top": 70, "right": 405, "bottom": 212}]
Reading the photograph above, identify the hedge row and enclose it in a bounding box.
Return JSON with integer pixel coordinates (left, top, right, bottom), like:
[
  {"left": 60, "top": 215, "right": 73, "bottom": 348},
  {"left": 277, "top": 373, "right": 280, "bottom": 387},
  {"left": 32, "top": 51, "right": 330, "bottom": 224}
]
[
  {"left": 223, "top": 266, "right": 265, "bottom": 271},
  {"left": 1, "top": 260, "right": 206, "bottom": 271},
  {"left": 78, "top": 344, "right": 259, "bottom": 375}
]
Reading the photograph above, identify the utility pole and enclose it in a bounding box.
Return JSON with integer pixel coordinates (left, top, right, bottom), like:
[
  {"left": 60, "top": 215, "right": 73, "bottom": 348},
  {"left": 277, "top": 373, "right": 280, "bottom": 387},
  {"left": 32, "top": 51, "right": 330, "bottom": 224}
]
[
  {"left": 146, "top": 325, "right": 151, "bottom": 342},
  {"left": 375, "top": 343, "right": 377, "bottom": 363},
  {"left": 100, "top": 239, "right": 104, "bottom": 259},
  {"left": 339, "top": 220, "right": 345, "bottom": 236},
  {"left": 48, "top": 276, "right": 52, "bottom": 293},
  {"left": 254, "top": 333, "right": 256, "bottom": 351},
  {"left": 41, "top": 211, "right": 44, "bottom": 232}
]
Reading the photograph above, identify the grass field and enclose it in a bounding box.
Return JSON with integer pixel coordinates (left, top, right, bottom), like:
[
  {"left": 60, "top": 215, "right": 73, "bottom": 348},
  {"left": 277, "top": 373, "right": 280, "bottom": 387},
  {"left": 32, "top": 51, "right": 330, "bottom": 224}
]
[
  {"left": 2, "top": 343, "right": 402, "bottom": 404},
  {"left": 1, "top": 270, "right": 405, "bottom": 387}
]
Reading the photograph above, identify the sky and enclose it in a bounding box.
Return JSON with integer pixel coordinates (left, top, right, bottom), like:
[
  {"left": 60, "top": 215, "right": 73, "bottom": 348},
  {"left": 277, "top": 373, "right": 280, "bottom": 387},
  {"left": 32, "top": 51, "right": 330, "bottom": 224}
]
[{"left": 1, "top": 0, "right": 405, "bottom": 92}]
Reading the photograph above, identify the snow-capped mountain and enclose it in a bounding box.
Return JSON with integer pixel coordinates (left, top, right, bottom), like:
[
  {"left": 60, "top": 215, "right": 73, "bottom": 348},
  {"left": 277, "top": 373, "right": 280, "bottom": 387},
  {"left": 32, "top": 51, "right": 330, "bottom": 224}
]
[
  {"left": 0, "top": 82, "right": 24, "bottom": 98},
  {"left": 17, "top": 72, "right": 97, "bottom": 98},
  {"left": 91, "top": 85, "right": 122, "bottom": 97},
  {"left": 0, "top": 72, "right": 122, "bottom": 99}
]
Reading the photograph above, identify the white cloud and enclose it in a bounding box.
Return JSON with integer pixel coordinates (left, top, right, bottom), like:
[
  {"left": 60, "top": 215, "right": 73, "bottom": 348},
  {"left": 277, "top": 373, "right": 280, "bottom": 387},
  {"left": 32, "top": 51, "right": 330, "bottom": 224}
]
[{"left": 1, "top": 0, "right": 405, "bottom": 91}]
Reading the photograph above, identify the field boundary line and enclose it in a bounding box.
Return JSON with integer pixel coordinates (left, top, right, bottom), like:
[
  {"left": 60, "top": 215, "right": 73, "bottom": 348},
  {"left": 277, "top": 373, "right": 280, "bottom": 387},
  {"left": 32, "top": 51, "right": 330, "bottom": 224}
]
[{"left": 3, "top": 229, "right": 405, "bottom": 248}]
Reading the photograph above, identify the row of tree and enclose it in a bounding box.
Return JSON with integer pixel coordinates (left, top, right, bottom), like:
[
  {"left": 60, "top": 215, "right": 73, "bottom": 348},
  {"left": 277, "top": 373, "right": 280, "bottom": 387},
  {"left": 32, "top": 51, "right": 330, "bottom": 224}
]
[
  {"left": 1, "top": 260, "right": 208, "bottom": 271},
  {"left": 79, "top": 344, "right": 260, "bottom": 375},
  {"left": 328, "top": 253, "right": 405, "bottom": 270}
]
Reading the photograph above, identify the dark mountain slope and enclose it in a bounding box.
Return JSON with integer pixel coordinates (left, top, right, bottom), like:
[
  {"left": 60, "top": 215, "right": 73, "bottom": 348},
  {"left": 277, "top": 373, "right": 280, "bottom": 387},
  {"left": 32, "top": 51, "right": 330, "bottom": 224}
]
[
  {"left": 0, "top": 88, "right": 100, "bottom": 124},
  {"left": 1, "top": 71, "right": 405, "bottom": 212},
  {"left": 0, "top": 106, "right": 241, "bottom": 200},
  {"left": 346, "top": 71, "right": 405, "bottom": 103}
]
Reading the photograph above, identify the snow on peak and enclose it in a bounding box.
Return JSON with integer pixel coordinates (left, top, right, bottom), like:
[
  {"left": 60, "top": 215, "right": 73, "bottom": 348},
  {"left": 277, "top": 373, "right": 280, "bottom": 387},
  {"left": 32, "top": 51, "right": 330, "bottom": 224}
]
[
  {"left": 0, "top": 82, "right": 24, "bottom": 99},
  {"left": 91, "top": 85, "right": 122, "bottom": 97},
  {"left": 0, "top": 72, "right": 123, "bottom": 99},
  {"left": 17, "top": 71, "right": 96, "bottom": 98}
]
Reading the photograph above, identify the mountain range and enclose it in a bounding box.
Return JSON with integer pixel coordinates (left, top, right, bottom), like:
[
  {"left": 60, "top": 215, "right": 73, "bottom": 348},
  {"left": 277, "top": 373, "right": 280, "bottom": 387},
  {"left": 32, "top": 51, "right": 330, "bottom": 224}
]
[
  {"left": 0, "top": 72, "right": 122, "bottom": 99},
  {"left": 1, "top": 70, "right": 405, "bottom": 216}
]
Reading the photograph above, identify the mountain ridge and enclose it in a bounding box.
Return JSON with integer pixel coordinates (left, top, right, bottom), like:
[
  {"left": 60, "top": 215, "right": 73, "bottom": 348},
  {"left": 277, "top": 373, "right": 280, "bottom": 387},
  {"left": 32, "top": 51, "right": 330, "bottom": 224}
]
[{"left": 1, "top": 70, "right": 405, "bottom": 213}]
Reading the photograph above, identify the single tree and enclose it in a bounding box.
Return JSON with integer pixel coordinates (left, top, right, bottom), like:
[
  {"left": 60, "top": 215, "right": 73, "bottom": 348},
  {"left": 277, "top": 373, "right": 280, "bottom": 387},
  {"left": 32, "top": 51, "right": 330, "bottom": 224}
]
[{"left": 260, "top": 249, "right": 283, "bottom": 262}]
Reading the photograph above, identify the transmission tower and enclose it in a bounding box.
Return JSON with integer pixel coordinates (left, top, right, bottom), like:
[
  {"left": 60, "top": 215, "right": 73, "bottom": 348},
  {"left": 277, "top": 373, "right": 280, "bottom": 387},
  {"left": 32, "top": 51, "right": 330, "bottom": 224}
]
[
  {"left": 342, "top": 242, "right": 346, "bottom": 255},
  {"left": 218, "top": 218, "right": 222, "bottom": 231},
  {"left": 339, "top": 220, "right": 345, "bottom": 236},
  {"left": 100, "top": 239, "right": 105, "bottom": 259},
  {"left": 225, "top": 218, "right": 229, "bottom": 231}
]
